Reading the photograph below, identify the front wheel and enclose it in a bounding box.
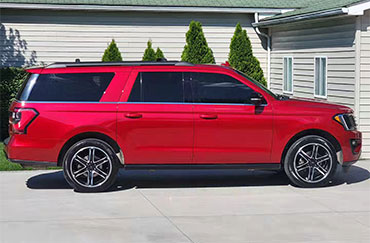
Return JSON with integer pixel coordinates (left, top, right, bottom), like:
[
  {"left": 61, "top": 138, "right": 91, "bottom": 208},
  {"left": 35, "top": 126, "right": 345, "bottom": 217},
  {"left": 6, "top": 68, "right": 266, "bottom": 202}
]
[
  {"left": 284, "top": 135, "right": 337, "bottom": 187},
  {"left": 63, "top": 139, "right": 119, "bottom": 192}
]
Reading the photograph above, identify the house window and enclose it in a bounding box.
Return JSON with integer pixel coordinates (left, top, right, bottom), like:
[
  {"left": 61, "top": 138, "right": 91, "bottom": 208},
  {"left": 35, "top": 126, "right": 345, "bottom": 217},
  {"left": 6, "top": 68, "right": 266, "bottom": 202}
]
[
  {"left": 283, "top": 57, "right": 293, "bottom": 93},
  {"left": 314, "top": 57, "right": 327, "bottom": 98}
]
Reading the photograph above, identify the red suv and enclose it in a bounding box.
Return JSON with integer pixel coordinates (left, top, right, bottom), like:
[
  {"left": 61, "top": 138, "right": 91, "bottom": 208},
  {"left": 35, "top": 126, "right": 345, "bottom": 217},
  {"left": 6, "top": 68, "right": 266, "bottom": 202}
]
[{"left": 4, "top": 61, "right": 362, "bottom": 192}]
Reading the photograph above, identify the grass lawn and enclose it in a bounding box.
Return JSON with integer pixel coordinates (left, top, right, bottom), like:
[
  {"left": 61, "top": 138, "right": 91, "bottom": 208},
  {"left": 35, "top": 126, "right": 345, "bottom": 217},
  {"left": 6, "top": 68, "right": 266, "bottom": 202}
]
[{"left": 0, "top": 143, "right": 61, "bottom": 171}]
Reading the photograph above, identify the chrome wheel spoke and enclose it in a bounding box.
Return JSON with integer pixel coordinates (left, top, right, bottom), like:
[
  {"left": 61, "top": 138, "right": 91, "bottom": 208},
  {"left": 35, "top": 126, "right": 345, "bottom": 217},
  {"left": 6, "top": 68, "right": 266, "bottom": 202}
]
[
  {"left": 316, "top": 164, "right": 328, "bottom": 176},
  {"left": 95, "top": 168, "right": 107, "bottom": 179},
  {"left": 297, "top": 164, "right": 309, "bottom": 172},
  {"left": 299, "top": 151, "right": 311, "bottom": 162},
  {"left": 312, "top": 145, "right": 319, "bottom": 159},
  {"left": 307, "top": 167, "right": 315, "bottom": 181},
  {"left": 75, "top": 155, "right": 88, "bottom": 166},
  {"left": 87, "top": 171, "right": 94, "bottom": 186},
  {"left": 94, "top": 157, "right": 108, "bottom": 167},
  {"left": 317, "top": 154, "right": 330, "bottom": 164},
  {"left": 74, "top": 166, "right": 87, "bottom": 176},
  {"left": 75, "top": 170, "right": 87, "bottom": 178}
]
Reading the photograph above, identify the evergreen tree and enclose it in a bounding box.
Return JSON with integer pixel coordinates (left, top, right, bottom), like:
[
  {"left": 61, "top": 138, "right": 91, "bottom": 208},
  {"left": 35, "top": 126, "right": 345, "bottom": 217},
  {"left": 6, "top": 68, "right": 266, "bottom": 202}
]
[
  {"left": 229, "top": 23, "right": 266, "bottom": 86},
  {"left": 142, "top": 40, "right": 156, "bottom": 61},
  {"left": 155, "top": 47, "right": 165, "bottom": 60},
  {"left": 181, "top": 21, "right": 215, "bottom": 64},
  {"left": 102, "top": 39, "right": 123, "bottom": 62}
]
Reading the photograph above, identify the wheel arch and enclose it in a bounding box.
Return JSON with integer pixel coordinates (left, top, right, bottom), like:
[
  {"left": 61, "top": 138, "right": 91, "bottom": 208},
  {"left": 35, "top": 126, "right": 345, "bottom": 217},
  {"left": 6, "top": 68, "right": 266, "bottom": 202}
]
[
  {"left": 57, "top": 132, "right": 122, "bottom": 166},
  {"left": 280, "top": 129, "right": 342, "bottom": 164}
]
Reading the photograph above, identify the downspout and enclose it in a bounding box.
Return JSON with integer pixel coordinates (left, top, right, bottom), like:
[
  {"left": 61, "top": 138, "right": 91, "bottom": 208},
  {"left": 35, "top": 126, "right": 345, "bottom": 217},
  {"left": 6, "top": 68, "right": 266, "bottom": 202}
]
[{"left": 254, "top": 13, "right": 271, "bottom": 89}]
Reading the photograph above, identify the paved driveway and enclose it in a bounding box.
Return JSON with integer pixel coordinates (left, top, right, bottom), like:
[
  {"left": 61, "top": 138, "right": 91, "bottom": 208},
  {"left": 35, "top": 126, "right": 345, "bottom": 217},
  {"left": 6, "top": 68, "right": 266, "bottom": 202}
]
[{"left": 0, "top": 160, "right": 369, "bottom": 243}]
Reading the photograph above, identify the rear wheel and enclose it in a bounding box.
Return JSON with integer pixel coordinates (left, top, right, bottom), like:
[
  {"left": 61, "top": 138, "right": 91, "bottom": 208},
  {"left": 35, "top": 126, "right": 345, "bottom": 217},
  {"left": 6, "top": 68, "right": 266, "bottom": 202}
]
[
  {"left": 63, "top": 139, "right": 119, "bottom": 192},
  {"left": 284, "top": 135, "right": 337, "bottom": 187}
]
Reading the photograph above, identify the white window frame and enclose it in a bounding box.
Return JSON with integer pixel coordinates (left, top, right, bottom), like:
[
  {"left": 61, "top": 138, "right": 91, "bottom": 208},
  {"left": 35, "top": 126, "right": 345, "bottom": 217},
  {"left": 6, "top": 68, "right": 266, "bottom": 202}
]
[
  {"left": 314, "top": 56, "right": 328, "bottom": 99},
  {"left": 283, "top": 57, "right": 294, "bottom": 94}
]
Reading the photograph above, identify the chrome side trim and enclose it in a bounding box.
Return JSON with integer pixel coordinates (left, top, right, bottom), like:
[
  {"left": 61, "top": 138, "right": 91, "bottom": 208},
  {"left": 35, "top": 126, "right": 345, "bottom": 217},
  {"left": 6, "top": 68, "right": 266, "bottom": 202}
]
[{"left": 15, "top": 100, "right": 268, "bottom": 106}]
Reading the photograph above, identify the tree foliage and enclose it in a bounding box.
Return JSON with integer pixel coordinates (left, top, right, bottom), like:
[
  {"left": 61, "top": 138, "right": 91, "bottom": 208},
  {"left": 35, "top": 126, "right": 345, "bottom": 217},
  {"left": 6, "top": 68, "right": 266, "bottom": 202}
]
[
  {"left": 102, "top": 39, "right": 123, "bottom": 62},
  {"left": 229, "top": 23, "right": 266, "bottom": 86},
  {"left": 155, "top": 47, "right": 165, "bottom": 60},
  {"left": 142, "top": 40, "right": 156, "bottom": 61},
  {"left": 181, "top": 21, "right": 215, "bottom": 64}
]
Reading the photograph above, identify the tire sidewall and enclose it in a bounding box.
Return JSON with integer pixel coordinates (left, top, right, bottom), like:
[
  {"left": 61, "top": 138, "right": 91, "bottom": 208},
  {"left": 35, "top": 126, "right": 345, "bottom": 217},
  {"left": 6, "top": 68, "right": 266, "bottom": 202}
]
[
  {"left": 63, "top": 138, "right": 119, "bottom": 192},
  {"left": 284, "top": 135, "right": 338, "bottom": 187}
]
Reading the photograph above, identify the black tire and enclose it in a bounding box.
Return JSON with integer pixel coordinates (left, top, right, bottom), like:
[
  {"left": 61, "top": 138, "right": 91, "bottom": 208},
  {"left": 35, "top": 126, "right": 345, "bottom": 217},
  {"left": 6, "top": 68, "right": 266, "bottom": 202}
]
[
  {"left": 63, "top": 138, "right": 120, "bottom": 192},
  {"left": 284, "top": 135, "right": 337, "bottom": 188}
]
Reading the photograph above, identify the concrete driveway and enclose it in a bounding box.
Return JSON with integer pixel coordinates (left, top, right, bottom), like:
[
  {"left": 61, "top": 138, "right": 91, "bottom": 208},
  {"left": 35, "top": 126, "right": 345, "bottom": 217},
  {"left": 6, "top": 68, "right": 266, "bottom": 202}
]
[{"left": 0, "top": 160, "right": 369, "bottom": 243}]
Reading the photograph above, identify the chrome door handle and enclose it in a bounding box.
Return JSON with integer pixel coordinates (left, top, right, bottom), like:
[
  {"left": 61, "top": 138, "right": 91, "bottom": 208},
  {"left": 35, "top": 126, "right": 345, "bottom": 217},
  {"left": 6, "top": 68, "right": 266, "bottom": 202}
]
[
  {"left": 125, "top": 113, "right": 142, "bottom": 119},
  {"left": 200, "top": 114, "right": 218, "bottom": 120}
]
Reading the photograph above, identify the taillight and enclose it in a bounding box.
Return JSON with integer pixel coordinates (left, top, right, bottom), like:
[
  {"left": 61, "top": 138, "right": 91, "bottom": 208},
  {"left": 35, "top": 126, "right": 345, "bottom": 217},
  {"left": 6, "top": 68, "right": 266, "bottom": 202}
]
[{"left": 9, "top": 108, "right": 38, "bottom": 134}]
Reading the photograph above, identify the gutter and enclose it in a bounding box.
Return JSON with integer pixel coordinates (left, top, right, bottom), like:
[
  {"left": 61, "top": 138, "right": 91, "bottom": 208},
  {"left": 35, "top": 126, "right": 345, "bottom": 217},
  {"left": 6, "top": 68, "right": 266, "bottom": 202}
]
[
  {"left": 254, "top": 13, "right": 271, "bottom": 89},
  {"left": 252, "top": 8, "right": 345, "bottom": 27},
  {"left": 0, "top": 3, "right": 293, "bottom": 14}
]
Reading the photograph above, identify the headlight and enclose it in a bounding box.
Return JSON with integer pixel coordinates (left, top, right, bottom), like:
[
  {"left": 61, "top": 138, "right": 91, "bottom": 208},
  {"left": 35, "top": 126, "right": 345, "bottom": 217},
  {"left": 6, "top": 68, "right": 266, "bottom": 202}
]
[{"left": 333, "top": 113, "right": 357, "bottom": 131}]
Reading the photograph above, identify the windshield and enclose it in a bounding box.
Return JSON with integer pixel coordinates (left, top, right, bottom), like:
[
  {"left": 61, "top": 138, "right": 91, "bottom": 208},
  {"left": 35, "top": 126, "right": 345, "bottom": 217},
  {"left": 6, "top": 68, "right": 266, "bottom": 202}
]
[{"left": 233, "top": 69, "right": 278, "bottom": 100}]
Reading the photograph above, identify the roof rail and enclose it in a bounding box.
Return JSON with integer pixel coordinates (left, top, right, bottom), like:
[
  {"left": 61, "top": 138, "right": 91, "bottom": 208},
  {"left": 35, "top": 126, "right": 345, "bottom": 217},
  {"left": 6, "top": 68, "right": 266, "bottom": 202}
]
[{"left": 45, "top": 60, "right": 194, "bottom": 69}]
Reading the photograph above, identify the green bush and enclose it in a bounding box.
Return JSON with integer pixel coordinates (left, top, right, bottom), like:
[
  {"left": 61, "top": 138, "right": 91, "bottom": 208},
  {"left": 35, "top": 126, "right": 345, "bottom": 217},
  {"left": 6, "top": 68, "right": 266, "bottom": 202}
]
[
  {"left": 0, "top": 67, "right": 27, "bottom": 139},
  {"left": 229, "top": 23, "right": 266, "bottom": 86},
  {"left": 155, "top": 47, "right": 165, "bottom": 60},
  {"left": 142, "top": 40, "right": 156, "bottom": 61},
  {"left": 181, "top": 21, "right": 215, "bottom": 64},
  {"left": 102, "top": 39, "right": 123, "bottom": 62}
]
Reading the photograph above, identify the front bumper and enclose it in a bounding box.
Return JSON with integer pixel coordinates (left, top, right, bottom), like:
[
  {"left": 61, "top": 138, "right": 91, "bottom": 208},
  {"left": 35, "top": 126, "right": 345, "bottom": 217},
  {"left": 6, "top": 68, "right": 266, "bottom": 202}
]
[{"left": 338, "top": 130, "right": 362, "bottom": 167}]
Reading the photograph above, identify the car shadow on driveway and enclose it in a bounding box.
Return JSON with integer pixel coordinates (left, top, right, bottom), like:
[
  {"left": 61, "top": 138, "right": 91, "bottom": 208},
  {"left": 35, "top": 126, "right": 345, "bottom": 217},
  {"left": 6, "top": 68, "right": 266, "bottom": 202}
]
[{"left": 26, "top": 165, "right": 370, "bottom": 192}]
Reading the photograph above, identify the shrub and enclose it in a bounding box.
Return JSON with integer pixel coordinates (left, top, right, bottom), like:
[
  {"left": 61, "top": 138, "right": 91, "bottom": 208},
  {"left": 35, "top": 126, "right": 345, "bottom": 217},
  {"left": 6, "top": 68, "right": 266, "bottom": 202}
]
[
  {"left": 181, "top": 21, "right": 215, "bottom": 64},
  {"left": 142, "top": 40, "right": 156, "bottom": 61},
  {"left": 102, "top": 39, "right": 123, "bottom": 62},
  {"left": 0, "top": 67, "right": 27, "bottom": 139},
  {"left": 155, "top": 47, "right": 165, "bottom": 60},
  {"left": 229, "top": 23, "right": 266, "bottom": 86}
]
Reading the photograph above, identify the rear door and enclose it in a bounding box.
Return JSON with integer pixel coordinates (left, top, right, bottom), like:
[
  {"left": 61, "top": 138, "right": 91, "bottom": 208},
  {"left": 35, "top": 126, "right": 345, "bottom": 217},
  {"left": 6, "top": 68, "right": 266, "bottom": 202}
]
[
  {"left": 190, "top": 71, "right": 273, "bottom": 164},
  {"left": 117, "top": 70, "right": 194, "bottom": 164}
]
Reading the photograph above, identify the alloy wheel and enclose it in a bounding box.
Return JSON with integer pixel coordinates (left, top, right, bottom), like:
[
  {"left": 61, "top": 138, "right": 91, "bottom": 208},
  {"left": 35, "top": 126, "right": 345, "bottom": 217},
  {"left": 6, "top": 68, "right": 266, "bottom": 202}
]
[
  {"left": 293, "top": 143, "right": 333, "bottom": 184},
  {"left": 70, "top": 146, "right": 112, "bottom": 188}
]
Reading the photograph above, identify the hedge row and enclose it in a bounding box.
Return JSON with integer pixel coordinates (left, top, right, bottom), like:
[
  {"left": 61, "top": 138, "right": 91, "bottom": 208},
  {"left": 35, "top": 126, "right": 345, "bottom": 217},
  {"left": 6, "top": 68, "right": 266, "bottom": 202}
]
[{"left": 0, "top": 67, "right": 27, "bottom": 139}]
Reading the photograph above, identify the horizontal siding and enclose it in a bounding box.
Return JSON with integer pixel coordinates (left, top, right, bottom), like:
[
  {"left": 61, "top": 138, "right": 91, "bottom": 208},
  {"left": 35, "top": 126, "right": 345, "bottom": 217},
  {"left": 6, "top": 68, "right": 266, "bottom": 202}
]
[
  {"left": 0, "top": 9, "right": 267, "bottom": 75},
  {"left": 360, "top": 10, "right": 370, "bottom": 158}
]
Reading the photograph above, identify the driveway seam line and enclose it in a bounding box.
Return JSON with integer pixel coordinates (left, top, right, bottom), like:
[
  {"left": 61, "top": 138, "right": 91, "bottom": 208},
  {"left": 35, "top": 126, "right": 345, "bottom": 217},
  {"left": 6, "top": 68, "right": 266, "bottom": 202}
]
[{"left": 138, "top": 190, "right": 196, "bottom": 243}]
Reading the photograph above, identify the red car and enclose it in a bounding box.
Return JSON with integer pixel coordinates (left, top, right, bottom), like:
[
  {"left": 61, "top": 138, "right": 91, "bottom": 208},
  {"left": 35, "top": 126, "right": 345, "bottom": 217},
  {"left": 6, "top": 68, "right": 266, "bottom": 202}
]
[{"left": 4, "top": 61, "right": 362, "bottom": 192}]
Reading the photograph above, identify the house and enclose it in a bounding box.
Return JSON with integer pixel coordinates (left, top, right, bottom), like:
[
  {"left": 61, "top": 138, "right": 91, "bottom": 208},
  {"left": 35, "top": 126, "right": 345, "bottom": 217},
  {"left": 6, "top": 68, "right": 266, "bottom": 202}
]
[
  {"left": 254, "top": 0, "right": 370, "bottom": 158},
  {"left": 0, "top": 0, "right": 369, "bottom": 158}
]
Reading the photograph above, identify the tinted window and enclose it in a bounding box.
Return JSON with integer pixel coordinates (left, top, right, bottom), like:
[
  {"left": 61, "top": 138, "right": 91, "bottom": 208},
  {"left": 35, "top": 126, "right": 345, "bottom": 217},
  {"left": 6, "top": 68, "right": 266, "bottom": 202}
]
[
  {"left": 18, "top": 72, "right": 114, "bottom": 101},
  {"left": 128, "top": 72, "right": 184, "bottom": 102},
  {"left": 191, "top": 72, "right": 255, "bottom": 104}
]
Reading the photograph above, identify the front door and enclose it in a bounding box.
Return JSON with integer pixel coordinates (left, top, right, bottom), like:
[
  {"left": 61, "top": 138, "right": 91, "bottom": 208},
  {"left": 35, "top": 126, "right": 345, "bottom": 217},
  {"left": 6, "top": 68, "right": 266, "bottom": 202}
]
[
  {"left": 117, "top": 71, "right": 193, "bottom": 164},
  {"left": 190, "top": 71, "right": 273, "bottom": 164}
]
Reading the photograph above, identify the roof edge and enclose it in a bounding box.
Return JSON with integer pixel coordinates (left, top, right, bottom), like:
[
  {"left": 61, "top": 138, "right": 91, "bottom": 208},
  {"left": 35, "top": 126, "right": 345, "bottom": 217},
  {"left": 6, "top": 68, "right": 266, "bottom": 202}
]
[
  {"left": 252, "top": 8, "right": 345, "bottom": 27},
  {"left": 0, "top": 3, "right": 293, "bottom": 14}
]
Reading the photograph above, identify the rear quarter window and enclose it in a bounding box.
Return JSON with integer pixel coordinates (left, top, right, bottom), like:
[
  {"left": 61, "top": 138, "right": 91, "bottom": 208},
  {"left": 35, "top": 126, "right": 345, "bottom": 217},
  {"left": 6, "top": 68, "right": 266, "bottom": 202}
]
[{"left": 18, "top": 72, "right": 115, "bottom": 102}]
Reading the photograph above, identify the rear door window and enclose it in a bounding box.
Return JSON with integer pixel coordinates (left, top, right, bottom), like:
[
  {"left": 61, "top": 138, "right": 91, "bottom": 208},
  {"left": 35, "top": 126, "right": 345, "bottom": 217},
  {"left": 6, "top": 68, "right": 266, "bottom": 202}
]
[
  {"left": 18, "top": 72, "right": 114, "bottom": 101},
  {"left": 128, "top": 72, "right": 185, "bottom": 103}
]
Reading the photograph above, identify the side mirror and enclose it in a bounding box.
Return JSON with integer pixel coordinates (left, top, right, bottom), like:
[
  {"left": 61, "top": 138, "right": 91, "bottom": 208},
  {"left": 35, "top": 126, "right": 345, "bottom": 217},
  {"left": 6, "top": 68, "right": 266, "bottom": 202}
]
[{"left": 250, "top": 92, "right": 264, "bottom": 106}]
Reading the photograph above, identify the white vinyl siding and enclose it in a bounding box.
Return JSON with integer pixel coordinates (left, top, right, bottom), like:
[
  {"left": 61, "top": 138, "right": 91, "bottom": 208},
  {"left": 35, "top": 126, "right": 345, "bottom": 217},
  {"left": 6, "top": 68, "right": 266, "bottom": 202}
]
[
  {"left": 314, "top": 57, "right": 327, "bottom": 98},
  {"left": 283, "top": 57, "right": 293, "bottom": 93},
  {"left": 0, "top": 9, "right": 267, "bottom": 73},
  {"left": 270, "top": 16, "right": 356, "bottom": 108},
  {"left": 359, "top": 10, "right": 370, "bottom": 158}
]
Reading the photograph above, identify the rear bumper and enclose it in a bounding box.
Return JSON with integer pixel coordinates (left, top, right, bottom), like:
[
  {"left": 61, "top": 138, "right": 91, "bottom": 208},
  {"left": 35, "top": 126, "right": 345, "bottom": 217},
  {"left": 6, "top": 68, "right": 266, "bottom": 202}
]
[{"left": 4, "top": 136, "right": 59, "bottom": 166}]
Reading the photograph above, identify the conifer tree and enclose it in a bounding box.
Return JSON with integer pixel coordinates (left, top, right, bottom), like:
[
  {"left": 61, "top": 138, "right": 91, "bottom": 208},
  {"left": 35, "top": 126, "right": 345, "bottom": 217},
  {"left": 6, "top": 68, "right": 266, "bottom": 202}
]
[
  {"left": 155, "top": 47, "right": 165, "bottom": 60},
  {"left": 142, "top": 40, "right": 156, "bottom": 61},
  {"left": 102, "top": 39, "right": 123, "bottom": 62},
  {"left": 181, "top": 21, "right": 215, "bottom": 64},
  {"left": 229, "top": 23, "right": 266, "bottom": 86}
]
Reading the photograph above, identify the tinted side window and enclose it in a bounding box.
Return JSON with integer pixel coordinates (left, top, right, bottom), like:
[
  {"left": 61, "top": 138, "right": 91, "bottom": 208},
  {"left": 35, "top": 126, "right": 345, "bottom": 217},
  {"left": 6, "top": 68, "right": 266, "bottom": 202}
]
[
  {"left": 191, "top": 72, "right": 254, "bottom": 104},
  {"left": 128, "top": 72, "right": 184, "bottom": 102},
  {"left": 20, "top": 73, "right": 114, "bottom": 101}
]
